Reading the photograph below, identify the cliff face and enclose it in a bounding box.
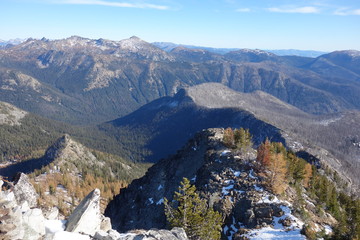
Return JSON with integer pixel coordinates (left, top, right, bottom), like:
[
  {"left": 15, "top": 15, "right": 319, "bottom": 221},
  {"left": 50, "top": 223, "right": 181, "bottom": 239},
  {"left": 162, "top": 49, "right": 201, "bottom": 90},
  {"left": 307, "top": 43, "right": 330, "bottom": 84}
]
[{"left": 105, "top": 128, "right": 335, "bottom": 239}]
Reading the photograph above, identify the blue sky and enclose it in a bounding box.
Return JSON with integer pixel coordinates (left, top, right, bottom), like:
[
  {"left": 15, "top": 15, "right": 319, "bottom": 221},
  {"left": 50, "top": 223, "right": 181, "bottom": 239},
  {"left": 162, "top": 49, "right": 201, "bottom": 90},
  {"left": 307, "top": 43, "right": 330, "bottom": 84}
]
[{"left": 1, "top": 0, "right": 359, "bottom": 51}]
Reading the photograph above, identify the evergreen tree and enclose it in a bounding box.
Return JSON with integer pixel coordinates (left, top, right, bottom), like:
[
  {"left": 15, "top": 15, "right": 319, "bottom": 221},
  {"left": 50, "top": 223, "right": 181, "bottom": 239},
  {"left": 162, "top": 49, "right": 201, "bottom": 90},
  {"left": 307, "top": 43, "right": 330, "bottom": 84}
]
[
  {"left": 234, "top": 128, "right": 253, "bottom": 151},
  {"left": 164, "top": 178, "right": 223, "bottom": 240}
]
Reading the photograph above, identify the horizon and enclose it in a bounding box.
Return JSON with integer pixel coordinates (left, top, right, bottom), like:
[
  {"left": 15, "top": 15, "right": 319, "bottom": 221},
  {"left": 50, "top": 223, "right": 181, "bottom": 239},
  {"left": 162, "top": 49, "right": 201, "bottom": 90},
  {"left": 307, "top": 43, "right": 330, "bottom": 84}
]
[
  {"left": 1, "top": 0, "right": 360, "bottom": 52},
  {"left": 1, "top": 35, "right": 355, "bottom": 53}
]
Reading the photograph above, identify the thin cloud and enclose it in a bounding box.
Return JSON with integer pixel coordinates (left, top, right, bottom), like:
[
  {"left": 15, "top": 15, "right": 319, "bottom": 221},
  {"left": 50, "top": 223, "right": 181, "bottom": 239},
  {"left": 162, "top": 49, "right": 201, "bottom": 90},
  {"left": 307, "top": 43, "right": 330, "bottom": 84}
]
[
  {"left": 236, "top": 8, "right": 251, "bottom": 13},
  {"left": 334, "top": 8, "right": 360, "bottom": 16},
  {"left": 55, "top": 0, "right": 169, "bottom": 10},
  {"left": 267, "top": 6, "right": 320, "bottom": 14}
]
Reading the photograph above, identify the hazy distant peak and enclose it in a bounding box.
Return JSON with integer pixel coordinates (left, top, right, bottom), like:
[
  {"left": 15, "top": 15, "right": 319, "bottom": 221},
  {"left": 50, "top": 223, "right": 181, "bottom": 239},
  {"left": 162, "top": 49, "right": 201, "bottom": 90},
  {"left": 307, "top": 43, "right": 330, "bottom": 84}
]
[{"left": 237, "top": 48, "right": 275, "bottom": 56}]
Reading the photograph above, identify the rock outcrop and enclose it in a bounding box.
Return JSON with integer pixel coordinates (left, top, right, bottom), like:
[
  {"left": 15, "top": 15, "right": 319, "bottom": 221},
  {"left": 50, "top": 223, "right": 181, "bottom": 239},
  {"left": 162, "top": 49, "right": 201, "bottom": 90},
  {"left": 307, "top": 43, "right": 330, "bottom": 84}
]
[
  {"left": 0, "top": 177, "right": 187, "bottom": 240},
  {"left": 0, "top": 177, "right": 45, "bottom": 240},
  {"left": 65, "top": 188, "right": 103, "bottom": 235},
  {"left": 13, "top": 172, "right": 38, "bottom": 208}
]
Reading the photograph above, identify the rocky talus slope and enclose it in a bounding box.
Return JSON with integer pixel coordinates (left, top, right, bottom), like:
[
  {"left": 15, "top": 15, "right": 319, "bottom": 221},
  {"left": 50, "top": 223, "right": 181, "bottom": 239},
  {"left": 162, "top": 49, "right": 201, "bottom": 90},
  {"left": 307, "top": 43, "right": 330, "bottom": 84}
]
[
  {"left": 0, "top": 173, "right": 188, "bottom": 240},
  {"left": 106, "top": 128, "right": 336, "bottom": 239}
]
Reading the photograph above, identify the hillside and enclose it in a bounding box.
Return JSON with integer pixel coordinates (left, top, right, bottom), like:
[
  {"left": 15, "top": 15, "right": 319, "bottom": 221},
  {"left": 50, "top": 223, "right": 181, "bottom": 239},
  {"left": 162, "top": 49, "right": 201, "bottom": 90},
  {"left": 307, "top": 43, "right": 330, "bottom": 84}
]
[
  {"left": 106, "top": 128, "right": 359, "bottom": 239},
  {"left": 100, "top": 83, "right": 360, "bottom": 193},
  {"left": 0, "top": 37, "right": 359, "bottom": 124},
  {"left": 0, "top": 101, "right": 149, "bottom": 164},
  {"left": 0, "top": 134, "right": 150, "bottom": 217}
]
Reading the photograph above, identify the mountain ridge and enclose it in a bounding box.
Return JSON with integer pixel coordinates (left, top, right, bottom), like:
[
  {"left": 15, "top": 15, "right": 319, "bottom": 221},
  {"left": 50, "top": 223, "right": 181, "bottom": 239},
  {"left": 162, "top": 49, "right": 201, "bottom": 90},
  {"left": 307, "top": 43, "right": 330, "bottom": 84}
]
[{"left": 1, "top": 36, "right": 359, "bottom": 125}]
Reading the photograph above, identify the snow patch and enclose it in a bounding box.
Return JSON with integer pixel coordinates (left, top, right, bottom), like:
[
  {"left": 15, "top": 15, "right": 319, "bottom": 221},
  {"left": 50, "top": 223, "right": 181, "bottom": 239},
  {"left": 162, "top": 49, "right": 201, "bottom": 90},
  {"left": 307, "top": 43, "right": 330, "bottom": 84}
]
[
  {"left": 249, "top": 169, "right": 257, "bottom": 179},
  {"left": 45, "top": 220, "right": 66, "bottom": 234},
  {"left": 156, "top": 198, "right": 164, "bottom": 205},
  {"left": 245, "top": 226, "right": 305, "bottom": 240},
  {"left": 257, "top": 194, "right": 281, "bottom": 204},
  {"left": 148, "top": 198, "right": 154, "bottom": 204},
  {"left": 254, "top": 185, "right": 264, "bottom": 192},
  {"left": 157, "top": 184, "right": 163, "bottom": 191},
  {"left": 221, "top": 150, "right": 231, "bottom": 156},
  {"left": 222, "top": 184, "right": 234, "bottom": 195},
  {"left": 229, "top": 168, "right": 241, "bottom": 177}
]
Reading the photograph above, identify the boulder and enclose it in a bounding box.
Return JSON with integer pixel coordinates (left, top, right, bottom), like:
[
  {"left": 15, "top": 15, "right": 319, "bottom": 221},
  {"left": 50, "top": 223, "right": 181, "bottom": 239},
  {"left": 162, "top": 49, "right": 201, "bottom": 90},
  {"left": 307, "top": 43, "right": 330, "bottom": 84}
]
[
  {"left": 100, "top": 215, "right": 112, "bottom": 232},
  {"left": 22, "top": 208, "right": 46, "bottom": 240},
  {"left": 44, "top": 231, "right": 91, "bottom": 240},
  {"left": 93, "top": 229, "right": 121, "bottom": 240},
  {"left": 43, "top": 207, "right": 59, "bottom": 220},
  {"left": 116, "top": 228, "right": 189, "bottom": 240},
  {"left": 65, "top": 188, "right": 102, "bottom": 235},
  {"left": 13, "top": 173, "right": 38, "bottom": 208},
  {"left": 0, "top": 206, "right": 24, "bottom": 240}
]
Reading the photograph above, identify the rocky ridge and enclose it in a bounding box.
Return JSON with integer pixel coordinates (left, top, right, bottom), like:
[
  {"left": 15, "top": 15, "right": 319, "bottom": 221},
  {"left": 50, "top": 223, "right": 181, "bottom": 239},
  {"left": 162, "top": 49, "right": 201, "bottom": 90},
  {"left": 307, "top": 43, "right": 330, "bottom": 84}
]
[
  {"left": 0, "top": 173, "right": 188, "bottom": 240},
  {"left": 105, "top": 128, "right": 335, "bottom": 239}
]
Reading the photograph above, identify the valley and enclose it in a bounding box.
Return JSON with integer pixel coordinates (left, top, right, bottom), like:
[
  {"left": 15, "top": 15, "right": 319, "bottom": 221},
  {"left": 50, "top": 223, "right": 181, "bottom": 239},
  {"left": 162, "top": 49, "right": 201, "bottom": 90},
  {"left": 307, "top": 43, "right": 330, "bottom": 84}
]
[{"left": 0, "top": 36, "right": 359, "bottom": 240}]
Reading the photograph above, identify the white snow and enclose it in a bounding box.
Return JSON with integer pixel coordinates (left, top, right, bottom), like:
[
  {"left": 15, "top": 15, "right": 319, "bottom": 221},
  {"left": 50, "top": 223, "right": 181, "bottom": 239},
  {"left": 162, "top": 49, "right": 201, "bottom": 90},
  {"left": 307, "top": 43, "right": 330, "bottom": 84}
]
[
  {"left": 224, "top": 179, "right": 234, "bottom": 184},
  {"left": 245, "top": 204, "right": 305, "bottom": 240},
  {"left": 257, "top": 194, "right": 281, "bottom": 204},
  {"left": 45, "top": 220, "right": 66, "bottom": 234},
  {"left": 249, "top": 169, "right": 257, "bottom": 179},
  {"left": 191, "top": 175, "right": 197, "bottom": 182},
  {"left": 157, "top": 184, "right": 163, "bottom": 190},
  {"left": 229, "top": 168, "right": 241, "bottom": 177},
  {"left": 254, "top": 185, "right": 264, "bottom": 192},
  {"left": 156, "top": 198, "right": 164, "bottom": 205},
  {"left": 324, "top": 225, "right": 333, "bottom": 235},
  {"left": 148, "top": 198, "right": 154, "bottom": 204},
  {"left": 222, "top": 184, "right": 234, "bottom": 195},
  {"left": 221, "top": 150, "right": 231, "bottom": 156},
  {"left": 245, "top": 226, "right": 305, "bottom": 240},
  {"left": 49, "top": 231, "right": 91, "bottom": 240}
]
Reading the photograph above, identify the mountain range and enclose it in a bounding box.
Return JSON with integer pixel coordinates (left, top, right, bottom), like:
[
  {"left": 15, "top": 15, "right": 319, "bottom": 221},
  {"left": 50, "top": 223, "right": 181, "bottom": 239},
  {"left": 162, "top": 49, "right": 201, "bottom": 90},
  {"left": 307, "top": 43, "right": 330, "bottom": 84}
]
[
  {"left": 1, "top": 35, "right": 360, "bottom": 239},
  {"left": 152, "top": 42, "right": 327, "bottom": 57},
  {"left": 0, "top": 36, "right": 359, "bottom": 125},
  {"left": 0, "top": 36, "right": 359, "bottom": 191}
]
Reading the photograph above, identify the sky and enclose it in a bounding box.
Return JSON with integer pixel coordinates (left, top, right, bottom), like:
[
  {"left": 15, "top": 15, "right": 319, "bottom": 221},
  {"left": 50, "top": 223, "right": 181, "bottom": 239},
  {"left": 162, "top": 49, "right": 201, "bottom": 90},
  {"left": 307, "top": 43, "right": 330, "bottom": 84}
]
[{"left": 1, "top": 0, "right": 359, "bottom": 51}]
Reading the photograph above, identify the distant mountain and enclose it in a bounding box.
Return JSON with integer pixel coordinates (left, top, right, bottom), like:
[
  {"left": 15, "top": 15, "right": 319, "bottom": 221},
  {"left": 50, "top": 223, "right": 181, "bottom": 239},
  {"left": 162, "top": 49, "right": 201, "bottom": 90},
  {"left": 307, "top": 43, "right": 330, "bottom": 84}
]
[
  {"left": 0, "top": 36, "right": 359, "bottom": 125},
  {"left": 152, "top": 42, "right": 327, "bottom": 57},
  {"left": 152, "top": 42, "right": 239, "bottom": 54},
  {"left": 0, "top": 38, "right": 25, "bottom": 48},
  {"left": 266, "top": 49, "right": 327, "bottom": 57}
]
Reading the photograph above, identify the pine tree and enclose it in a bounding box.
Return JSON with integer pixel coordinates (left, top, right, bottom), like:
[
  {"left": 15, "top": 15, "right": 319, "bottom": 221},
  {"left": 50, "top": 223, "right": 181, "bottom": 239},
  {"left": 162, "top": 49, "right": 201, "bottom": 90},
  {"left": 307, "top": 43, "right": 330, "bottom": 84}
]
[
  {"left": 164, "top": 178, "right": 223, "bottom": 240},
  {"left": 234, "top": 128, "right": 253, "bottom": 151}
]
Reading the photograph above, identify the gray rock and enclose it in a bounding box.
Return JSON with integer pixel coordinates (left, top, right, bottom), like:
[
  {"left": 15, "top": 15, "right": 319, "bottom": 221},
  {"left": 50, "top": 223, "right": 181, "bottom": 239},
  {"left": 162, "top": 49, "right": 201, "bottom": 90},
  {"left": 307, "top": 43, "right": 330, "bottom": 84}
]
[
  {"left": 94, "top": 229, "right": 122, "bottom": 240},
  {"left": 13, "top": 173, "right": 38, "bottom": 208},
  {"left": 22, "top": 208, "right": 46, "bottom": 240},
  {"left": 118, "top": 228, "right": 188, "bottom": 240},
  {"left": 66, "top": 188, "right": 102, "bottom": 235},
  {"left": 0, "top": 205, "right": 24, "bottom": 240},
  {"left": 43, "top": 207, "right": 59, "bottom": 220},
  {"left": 100, "top": 215, "right": 112, "bottom": 232}
]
